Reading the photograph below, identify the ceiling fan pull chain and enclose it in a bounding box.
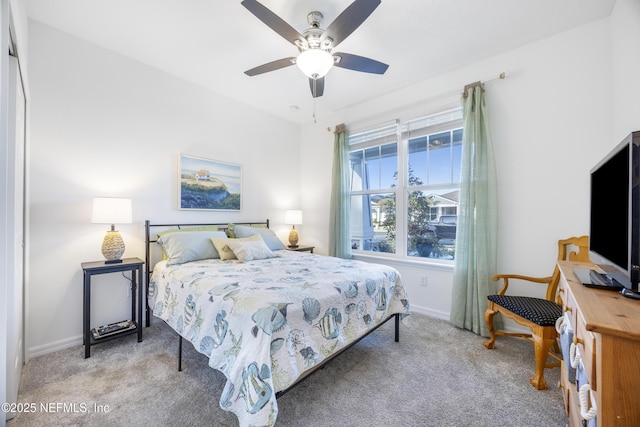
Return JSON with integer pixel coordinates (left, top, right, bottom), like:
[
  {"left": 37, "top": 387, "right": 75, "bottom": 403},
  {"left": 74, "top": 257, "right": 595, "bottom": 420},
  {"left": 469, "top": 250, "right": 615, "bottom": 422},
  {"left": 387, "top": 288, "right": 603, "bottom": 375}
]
[{"left": 312, "top": 79, "right": 317, "bottom": 123}]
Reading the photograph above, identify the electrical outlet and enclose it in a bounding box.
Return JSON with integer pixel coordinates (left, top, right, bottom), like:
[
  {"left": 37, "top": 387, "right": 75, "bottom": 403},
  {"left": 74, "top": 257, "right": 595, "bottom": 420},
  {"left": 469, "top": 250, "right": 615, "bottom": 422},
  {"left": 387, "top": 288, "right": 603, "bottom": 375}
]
[{"left": 420, "top": 275, "right": 428, "bottom": 287}]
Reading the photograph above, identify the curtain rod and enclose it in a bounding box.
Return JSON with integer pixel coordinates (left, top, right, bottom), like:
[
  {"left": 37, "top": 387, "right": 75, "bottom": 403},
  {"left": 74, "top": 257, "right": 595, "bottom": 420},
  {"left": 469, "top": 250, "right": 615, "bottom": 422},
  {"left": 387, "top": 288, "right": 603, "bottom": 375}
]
[
  {"left": 463, "top": 71, "right": 508, "bottom": 98},
  {"left": 328, "top": 71, "right": 509, "bottom": 132},
  {"left": 486, "top": 71, "right": 508, "bottom": 83}
]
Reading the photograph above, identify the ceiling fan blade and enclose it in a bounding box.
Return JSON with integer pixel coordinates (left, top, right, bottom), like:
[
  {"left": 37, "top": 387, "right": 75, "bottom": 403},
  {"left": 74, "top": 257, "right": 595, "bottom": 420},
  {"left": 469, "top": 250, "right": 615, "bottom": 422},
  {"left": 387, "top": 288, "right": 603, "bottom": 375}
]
[
  {"left": 241, "top": 0, "right": 305, "bottom": 46},
  {"left": 244, "top": 57, "right": 296, "bottom": 76},
  {"left": 322, "top": 0, "right": 381, "bottom": 47},
  {"left": 309, "top": 77, "right": 325, "bottom": 98},
  {"left": 333, "top": 52, "right": 388, "bottom": 74}
]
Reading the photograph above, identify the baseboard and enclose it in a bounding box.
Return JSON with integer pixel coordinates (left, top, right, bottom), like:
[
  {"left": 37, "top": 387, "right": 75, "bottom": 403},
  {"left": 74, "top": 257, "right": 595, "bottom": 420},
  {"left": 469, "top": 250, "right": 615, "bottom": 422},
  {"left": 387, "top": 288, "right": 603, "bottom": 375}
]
[
  {"left": 404, "top": 305, "right": 530, "bottom": 335},
  {"left": 28, "top": 317, "right": 163, "bottom": 359},
  {"left": 408, "top": 304, "right": 450, "bottom": 321},
  {"left": 28, "top": 334, "right": 82, "bottom": 359},
  {"left": 499, "top": 318, "right": 531, "bottom": 335}
]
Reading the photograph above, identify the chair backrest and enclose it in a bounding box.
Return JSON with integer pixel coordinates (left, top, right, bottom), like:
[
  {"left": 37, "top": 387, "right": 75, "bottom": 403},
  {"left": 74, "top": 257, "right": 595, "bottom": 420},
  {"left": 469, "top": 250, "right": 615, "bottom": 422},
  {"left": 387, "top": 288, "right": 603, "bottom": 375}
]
[{"left": 546, "top": 236, "right": 590, "bottom": 301}]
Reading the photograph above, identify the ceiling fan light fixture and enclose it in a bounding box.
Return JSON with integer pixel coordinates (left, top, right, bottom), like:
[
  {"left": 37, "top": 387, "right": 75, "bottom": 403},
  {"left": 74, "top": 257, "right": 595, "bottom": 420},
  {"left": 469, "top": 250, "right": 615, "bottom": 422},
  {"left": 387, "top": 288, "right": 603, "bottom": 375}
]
[{"left": 296, "top": 49, "right": 334, "bottom": 79}]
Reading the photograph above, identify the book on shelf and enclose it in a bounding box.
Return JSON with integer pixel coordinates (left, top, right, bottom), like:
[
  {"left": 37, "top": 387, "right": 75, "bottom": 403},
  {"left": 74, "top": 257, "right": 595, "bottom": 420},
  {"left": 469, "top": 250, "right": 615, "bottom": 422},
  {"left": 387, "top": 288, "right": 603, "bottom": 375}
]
[{"left": 91, "top": 320, "right": 136, "bottom": 340}]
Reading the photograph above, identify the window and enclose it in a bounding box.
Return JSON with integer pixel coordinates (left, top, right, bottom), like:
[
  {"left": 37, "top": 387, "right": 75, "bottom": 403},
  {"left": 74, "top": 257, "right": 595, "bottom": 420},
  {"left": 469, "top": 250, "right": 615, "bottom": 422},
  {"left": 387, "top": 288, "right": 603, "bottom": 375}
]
[{"left": 349, "top": 108, "right": 463, "bottom": 260}]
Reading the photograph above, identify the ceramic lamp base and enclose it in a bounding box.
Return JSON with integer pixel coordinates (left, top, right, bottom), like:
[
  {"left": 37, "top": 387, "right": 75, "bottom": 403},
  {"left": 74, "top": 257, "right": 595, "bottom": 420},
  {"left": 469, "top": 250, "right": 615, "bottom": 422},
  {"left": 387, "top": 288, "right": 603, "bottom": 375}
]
[
  {"left": 102, "top": 230, "right": 125, "bottom": 262},
  {"left": 288, "top": 228, "right": 299, "bottom": 248}
]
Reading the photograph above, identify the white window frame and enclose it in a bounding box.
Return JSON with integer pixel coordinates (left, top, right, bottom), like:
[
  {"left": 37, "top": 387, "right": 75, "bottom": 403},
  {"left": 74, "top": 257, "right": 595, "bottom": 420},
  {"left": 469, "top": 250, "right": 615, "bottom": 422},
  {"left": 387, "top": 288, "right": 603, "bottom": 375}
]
[{"left": 348, "top": 108, "right": 463, "bottom": 263}]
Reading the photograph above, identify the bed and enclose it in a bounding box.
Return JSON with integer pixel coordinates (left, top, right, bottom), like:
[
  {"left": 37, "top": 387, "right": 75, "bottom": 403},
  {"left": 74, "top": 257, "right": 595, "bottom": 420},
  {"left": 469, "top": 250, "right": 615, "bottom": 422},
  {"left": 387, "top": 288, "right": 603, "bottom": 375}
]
[{"left": 144, "top": 220, "right": 410, "bottom": 426}]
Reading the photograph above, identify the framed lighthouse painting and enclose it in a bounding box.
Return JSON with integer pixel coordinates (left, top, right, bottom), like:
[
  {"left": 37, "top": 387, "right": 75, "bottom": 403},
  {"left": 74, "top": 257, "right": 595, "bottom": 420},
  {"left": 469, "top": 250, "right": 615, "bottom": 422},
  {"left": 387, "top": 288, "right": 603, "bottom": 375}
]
[{"left": 178, "top": 154, "right": 242, "bottom": 211}]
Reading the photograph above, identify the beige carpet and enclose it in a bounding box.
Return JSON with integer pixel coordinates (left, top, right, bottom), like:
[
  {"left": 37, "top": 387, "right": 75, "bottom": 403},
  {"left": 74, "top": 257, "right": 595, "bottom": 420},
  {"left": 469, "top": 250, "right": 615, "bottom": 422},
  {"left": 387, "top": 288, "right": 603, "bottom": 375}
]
[{"left": 8, "top": 313, "right": 567, "bottom": 426}]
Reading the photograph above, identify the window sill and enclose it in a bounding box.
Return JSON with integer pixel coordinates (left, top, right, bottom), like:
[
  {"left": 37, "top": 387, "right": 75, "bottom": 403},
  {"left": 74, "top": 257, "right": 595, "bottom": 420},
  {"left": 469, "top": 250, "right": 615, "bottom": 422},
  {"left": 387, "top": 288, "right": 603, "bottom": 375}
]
[{"left": 351, "top": 252, "right": 454, "bottom": 272}]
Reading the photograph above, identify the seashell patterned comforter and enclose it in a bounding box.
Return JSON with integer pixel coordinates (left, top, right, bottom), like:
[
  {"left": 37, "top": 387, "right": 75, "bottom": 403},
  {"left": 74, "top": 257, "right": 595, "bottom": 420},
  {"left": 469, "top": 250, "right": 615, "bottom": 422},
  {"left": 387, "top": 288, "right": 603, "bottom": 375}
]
[{"left": 149, "top": 250, "right": 410, "bottom": 426}]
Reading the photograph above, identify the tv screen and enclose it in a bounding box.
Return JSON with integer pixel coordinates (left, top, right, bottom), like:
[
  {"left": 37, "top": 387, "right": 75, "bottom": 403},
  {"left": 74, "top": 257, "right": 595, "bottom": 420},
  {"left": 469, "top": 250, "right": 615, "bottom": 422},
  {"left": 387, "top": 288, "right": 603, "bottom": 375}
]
[
  {"left": 589, "top": 131, "right": 640, "bottom": 291},
  {"left": 590, "top": 144, "right": 629, "bottom": 270}
]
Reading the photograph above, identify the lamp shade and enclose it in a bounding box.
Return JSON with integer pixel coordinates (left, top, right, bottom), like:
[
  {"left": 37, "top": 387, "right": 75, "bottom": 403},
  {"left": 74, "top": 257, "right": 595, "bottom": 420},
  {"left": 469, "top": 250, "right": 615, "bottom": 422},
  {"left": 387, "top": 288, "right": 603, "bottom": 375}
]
[
  {"left": 285, "top": 210, "right": 303, "bottom": 225},
  {"left": 91, "top": 198, "right": 132, "bottom": 224},
  {"left": 296, "top": 49, "right": 333, "bottom": 79}
]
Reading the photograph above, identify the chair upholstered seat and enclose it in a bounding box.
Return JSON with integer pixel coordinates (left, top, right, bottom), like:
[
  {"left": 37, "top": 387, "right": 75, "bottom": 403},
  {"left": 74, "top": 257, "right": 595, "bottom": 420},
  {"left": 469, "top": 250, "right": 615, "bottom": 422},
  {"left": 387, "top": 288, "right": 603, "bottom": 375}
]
[{"left": 487, "top": 295, "right": 562, "bottom": 326}]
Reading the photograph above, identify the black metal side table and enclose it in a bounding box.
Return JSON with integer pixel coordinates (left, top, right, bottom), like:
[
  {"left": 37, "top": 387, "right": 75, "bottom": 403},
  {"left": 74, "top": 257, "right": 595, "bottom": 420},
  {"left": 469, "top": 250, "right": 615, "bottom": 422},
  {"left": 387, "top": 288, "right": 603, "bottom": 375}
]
[
  {"left": 81, "top": 257, "right": 144, "bottom": 358},
  {"left": 286, "top": 246, "right": 315, "bottom": 253}
]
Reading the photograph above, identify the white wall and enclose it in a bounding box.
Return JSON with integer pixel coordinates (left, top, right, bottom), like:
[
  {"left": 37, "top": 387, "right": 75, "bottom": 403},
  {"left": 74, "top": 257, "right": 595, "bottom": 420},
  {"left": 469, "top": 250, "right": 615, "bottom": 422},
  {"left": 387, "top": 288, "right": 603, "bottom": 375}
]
[
  {"left": 300, "top": 15, "right": 632, "bottom": 319},
  {"left": 611, "top": 0, "right": 640, "bottom": 141},
  {"left": 27, "top": 20, "right": 302, "bottom": 357},
  {"left": 23, "top": 0, "right": 640, "bottom": 356}
]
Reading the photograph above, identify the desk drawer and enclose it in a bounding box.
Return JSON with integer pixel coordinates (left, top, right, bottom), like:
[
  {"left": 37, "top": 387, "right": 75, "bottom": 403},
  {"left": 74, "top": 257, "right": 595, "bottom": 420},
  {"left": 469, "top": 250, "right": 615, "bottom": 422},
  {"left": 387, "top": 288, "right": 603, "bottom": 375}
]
[
  {"left": 560, "top": 360, "right": 570, "bottom": 416},
  {"left": 563, "top": 288, "right": 578, "bottom": 332},
  {"left": 567, "top": 390, "right": 582, "bottom": 427},
  {"left": 575, "top": 312, "right": 596, "bottom": 390},
  {"left": 557, "top": 278, "right": 568, "bottom": 307}
]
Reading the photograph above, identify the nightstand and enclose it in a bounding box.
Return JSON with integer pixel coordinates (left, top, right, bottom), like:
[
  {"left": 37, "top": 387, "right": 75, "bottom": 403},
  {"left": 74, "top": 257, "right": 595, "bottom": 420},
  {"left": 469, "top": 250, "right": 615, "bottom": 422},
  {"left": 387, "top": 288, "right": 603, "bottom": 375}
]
[
  {"left": 81, "top": 257, "right": 144, "bottom": 358},
  {"left": 287, "top": 246, "right": 314, "bottom": 253}
]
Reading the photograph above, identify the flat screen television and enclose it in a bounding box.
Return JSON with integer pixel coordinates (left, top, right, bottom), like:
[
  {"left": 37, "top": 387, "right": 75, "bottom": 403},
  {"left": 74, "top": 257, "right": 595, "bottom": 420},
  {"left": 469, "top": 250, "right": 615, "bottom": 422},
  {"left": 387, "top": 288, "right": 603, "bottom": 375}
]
[{"left": 589, "top": 131, "right": 640, "bottom": 291}]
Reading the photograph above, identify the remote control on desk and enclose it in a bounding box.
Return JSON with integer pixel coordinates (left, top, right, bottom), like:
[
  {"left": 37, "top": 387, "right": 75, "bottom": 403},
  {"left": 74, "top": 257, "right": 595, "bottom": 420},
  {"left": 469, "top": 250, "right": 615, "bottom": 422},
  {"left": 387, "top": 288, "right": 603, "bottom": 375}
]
[{"left": 621, "top": 288, "right": 640, "bottom": 300}]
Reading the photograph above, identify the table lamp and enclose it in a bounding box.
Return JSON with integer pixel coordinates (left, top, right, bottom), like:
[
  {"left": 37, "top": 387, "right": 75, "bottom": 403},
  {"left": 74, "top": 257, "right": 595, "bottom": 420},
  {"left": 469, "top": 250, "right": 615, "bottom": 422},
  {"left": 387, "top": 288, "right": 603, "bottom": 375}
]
[
  {"left": 91, "top": 197, "right": 132, "bottom": 263},
  {"left": 285, "top": 210, "right": 302, "bottom": 248}
]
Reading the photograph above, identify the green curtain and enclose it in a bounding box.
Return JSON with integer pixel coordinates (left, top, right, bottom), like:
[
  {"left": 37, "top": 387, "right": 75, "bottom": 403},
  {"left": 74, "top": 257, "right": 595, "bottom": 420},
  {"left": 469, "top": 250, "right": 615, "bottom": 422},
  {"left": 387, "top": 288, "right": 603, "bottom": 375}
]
[
  {"left": 450, "top": 83, "right": 499, "bottom": 337},
  {"left": 329, "top": 124, "right": 352, "bottom": 259}
]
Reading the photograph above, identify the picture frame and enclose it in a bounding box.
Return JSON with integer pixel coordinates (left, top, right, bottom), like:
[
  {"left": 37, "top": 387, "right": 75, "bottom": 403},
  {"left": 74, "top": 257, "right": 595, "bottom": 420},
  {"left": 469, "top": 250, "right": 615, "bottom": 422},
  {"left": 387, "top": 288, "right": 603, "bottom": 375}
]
[{"left": 178, "top": 154, "right": 242, "bottom": 211}]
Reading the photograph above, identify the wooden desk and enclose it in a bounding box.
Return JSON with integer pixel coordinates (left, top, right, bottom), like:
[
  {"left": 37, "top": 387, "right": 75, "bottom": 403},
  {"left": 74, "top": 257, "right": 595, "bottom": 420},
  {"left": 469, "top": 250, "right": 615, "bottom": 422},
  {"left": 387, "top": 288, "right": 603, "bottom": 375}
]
[{"left": 557, "top": 261, "right": 640, "bottom": 427}]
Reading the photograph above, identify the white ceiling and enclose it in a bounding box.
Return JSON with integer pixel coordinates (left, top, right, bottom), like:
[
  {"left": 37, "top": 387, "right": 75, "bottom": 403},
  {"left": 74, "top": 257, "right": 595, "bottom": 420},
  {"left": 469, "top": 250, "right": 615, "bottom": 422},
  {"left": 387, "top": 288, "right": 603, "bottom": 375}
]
[{"left": 26, "top": 0, "right": 616, "bottom": 124}]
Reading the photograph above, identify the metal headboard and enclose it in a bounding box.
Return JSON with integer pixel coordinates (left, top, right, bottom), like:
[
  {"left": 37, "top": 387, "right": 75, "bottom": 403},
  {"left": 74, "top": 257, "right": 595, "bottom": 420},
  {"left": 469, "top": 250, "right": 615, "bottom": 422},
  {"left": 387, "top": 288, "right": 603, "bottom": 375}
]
[{"left": 143, "top": 219, "right": 269, "bottom": 326}]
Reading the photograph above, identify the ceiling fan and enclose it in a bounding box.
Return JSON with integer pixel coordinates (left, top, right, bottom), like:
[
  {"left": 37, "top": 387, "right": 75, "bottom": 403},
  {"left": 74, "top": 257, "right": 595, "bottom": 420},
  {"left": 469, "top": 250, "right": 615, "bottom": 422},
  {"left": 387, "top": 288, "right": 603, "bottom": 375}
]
[{"left": 241, "top": 0, "right": 389, "bottom": 98}]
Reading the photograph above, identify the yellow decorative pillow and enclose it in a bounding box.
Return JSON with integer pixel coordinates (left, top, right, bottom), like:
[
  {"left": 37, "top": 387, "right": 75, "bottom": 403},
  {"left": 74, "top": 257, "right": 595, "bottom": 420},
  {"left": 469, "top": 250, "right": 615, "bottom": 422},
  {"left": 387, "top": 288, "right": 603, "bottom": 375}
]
[{"left": 211, "top": 234, "right": 262, "bottom": 261}]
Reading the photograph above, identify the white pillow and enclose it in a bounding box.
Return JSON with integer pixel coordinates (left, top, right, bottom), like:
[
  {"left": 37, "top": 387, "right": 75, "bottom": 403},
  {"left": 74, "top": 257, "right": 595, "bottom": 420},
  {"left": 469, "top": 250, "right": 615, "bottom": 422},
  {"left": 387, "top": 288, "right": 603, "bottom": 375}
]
[
  {"left": 158, "top": 230, "right": 228, "bottom": 265},
  {"left": 226, "top": 239, "right": 276, "bottom": 261},
  {"left": 211, "top": 234, "right": 262, "bottom": 261}
]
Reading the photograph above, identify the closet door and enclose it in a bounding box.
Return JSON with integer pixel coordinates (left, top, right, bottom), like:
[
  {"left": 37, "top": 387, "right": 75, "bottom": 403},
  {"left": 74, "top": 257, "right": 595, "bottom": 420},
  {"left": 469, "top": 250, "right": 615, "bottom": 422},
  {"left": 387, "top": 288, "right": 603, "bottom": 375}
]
[{"left": 5, "top": 53, "right": 25, "bottom": 422}]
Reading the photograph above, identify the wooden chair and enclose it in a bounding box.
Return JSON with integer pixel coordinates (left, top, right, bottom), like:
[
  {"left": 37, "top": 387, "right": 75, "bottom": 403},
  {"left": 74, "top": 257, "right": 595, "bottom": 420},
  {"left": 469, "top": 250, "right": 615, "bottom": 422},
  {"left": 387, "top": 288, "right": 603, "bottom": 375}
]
[{"left": 483, "top": 236, "right": 589, "bottom": 390}]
